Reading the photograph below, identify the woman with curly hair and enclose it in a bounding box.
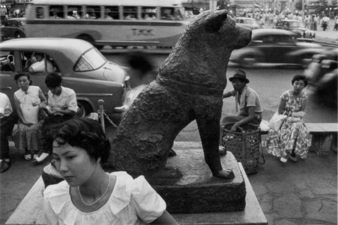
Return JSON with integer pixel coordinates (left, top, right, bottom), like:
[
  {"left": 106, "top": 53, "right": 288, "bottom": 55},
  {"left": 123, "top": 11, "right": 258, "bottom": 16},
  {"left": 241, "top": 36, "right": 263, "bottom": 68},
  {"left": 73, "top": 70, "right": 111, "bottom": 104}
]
[{"left": 43, "top": 118, "right": 178, "bottom": 225}]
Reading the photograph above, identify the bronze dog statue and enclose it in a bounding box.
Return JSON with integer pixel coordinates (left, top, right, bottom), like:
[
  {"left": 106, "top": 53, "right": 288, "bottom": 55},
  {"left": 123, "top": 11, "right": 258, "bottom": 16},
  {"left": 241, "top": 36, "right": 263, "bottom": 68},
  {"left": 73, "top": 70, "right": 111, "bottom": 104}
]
[{"left": 109, "top": 10, "right": 252, "bottom": 180}]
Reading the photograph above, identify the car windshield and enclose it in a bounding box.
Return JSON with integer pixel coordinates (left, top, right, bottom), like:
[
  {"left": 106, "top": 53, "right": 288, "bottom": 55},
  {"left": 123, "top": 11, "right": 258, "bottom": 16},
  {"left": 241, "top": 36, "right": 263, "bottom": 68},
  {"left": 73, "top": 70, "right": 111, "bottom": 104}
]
[
  {"left": 245, "top": 19, "right": 255, "bottom": 24},
  {"left": 289, "top": 22, "right": 305, "bottom": 29},
  {"left": 74, "top": 48, "right": 106, "bottom": 72}
]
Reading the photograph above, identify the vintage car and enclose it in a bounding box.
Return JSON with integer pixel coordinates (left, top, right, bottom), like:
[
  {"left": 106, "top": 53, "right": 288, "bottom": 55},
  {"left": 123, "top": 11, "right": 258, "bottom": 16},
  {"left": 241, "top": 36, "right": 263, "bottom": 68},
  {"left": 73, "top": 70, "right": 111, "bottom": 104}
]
[
  {"left": 274, "top": 20, "right": 315, "bottom": 39},
  {"left": 0, "top": 18, "right": 26, "bottom": 40},
  {"left": 230, "top": 29, "right": 325, "bottom": 68},
  {"left": 0, "top": 38, "right": 128, "bottom": 122},
  {"left": 235, "top": 17, "right": 260, "bottom": 30}
]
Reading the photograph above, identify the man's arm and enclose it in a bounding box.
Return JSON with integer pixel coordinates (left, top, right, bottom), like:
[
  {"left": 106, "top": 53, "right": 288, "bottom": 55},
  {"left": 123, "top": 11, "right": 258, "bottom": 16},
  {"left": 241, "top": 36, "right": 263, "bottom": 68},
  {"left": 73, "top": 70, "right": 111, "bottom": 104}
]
[
  {"left": 222, "top": 90, "right": 234, "bottom": 99},
  {"left": 230, "top": 106, "right": 256, "bottom": 131}
]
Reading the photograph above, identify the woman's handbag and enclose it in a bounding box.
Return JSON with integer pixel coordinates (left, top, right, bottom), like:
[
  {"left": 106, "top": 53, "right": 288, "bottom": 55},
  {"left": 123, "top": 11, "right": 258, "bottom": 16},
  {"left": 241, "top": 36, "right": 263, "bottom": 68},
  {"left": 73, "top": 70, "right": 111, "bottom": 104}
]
[{"left": 268, "top": 112, "right": 287, "bottom": 131}]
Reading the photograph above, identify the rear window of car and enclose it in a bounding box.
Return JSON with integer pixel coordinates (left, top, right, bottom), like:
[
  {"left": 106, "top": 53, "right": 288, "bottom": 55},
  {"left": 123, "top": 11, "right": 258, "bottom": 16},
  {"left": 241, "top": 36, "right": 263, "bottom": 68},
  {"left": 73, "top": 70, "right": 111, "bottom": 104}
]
[{"left": 74, "top": 48, "right": 106, "bottom": 72}]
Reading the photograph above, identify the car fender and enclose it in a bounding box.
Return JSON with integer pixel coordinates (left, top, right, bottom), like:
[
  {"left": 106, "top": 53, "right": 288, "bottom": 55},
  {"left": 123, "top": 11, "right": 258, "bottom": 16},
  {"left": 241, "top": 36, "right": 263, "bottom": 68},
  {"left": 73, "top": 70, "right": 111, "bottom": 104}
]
[
  {"left": 287, "top": 48, "right": 326, "bottom": 58},
  {"left": 230, "top": 47, "right": 264, "bottom": 62}
]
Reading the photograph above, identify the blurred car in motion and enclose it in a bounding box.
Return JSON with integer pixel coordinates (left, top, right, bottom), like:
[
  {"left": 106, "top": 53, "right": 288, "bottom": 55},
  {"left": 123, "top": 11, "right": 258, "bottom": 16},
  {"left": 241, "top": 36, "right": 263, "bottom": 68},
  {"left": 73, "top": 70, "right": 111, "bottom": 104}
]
[
  {"left": 0, "top": 38, "right": 128, "bottom": 122},
  {"left": 230, "top": 29, "right": 324, "bottom": 68},
  {"left": 0, "top": 18, "right": 26, "bottom": 40},
  {"left": 304, "top": 48, "right": 338, "bottom": 107},
  {"left": 235, "top": 17, "right": 260, "bottom": 30},
  {"left": 275, "top": 20, "right": 315, "bottom": 39}
]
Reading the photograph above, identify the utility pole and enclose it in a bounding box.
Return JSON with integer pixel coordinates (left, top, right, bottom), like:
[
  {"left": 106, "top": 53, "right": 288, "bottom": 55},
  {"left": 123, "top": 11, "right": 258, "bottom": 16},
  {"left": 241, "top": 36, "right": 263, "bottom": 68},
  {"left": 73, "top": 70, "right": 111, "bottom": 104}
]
[{"left": 210, "top": 0, "right": 217, "bottom": 12}]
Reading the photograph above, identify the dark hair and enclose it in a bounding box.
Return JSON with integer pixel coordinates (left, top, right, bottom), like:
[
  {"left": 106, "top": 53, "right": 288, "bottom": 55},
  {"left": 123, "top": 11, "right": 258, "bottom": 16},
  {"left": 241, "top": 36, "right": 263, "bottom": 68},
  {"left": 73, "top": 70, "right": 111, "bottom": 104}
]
[
  {"left": 50, "top": 118, "right": 111, "bottom": 164},
  {"left": 14, "top": 73, "right": 32, "bottom": 85},
  {"left": 45, "top": 72, "right": 62, "bottom": 88},
  {"left": 292, "top": 74, "right": 308, "bottom": 87},
  {"left": 126, "top": 51, "right": 154, "bottom": 76}
]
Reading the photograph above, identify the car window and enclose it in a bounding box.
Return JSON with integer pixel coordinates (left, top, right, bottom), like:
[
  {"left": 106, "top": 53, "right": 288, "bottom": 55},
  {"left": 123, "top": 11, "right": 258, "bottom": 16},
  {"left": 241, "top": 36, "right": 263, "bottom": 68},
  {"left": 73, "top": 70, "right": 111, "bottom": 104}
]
[
  {"left": 262, "top": 35, "right": 275, "bottom": 43},
  {"left": 21, "top": 52, "right": 58, "bottom": 73},
  {"left": 275, "top": 35, "right": 293, "bottom": 44},
  {"left": 74, "top": 48, "right": 106, "bottom": 72},
  {"left": 49, "top": 5, "right": 64, "bottom": 19},
  {"left": 0, "top": 52, "right": 15, "bottom": 72},
  {"left": 245, "top": 19, "right": 254, "bottom": 24},
  {"left": 36, "top": 7, "right": 44, "bottom": 19}
]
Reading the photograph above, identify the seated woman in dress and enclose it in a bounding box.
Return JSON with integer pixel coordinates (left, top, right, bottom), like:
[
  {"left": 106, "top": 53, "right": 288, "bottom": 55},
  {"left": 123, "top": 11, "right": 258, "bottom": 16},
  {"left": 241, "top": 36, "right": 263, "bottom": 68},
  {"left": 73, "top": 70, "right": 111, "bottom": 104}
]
[
  {"left": 43, "top": 118, "right": 179, "bottom": 225},
  {"left": 12, "top": 73, "right": 47, "bottom": 160},
  {"left": 266, "top": 74, "right": 311, "bottom": 163}
]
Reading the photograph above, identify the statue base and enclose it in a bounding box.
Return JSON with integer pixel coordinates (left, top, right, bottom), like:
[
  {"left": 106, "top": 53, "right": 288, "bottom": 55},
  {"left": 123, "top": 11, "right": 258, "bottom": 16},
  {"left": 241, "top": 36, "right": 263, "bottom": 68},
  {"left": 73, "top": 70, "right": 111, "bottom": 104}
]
[
  {"left": 152, "top": 150, "right": 246, "bottom": 214},
  {"left": 41, "top": 150, "right": 246, "bottom": 214}
]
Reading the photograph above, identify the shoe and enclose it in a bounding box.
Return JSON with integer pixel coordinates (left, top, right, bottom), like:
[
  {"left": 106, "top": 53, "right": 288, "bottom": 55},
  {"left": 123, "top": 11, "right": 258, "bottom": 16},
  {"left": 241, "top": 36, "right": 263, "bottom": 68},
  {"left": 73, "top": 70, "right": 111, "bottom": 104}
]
[
  {"left": 0, "top": 160, "right": 11, "bottom": 173},
  {"left": 33, "top": 153, "right": 50, "bottom": 164},
  {"left": 280, "top": 157, "right": 288, "bottom": 163},
  {"left": 168, "top": 149, "right": 177, "bottom": 157},
  {"left": 24, "top": 154, "right": 32, "bottom": 161},
  {"left": 289, "top": 153, "right": 297, "bottom": 162},
  {"left": 33, "top": 154, "right": 38, "bottom": 160}
]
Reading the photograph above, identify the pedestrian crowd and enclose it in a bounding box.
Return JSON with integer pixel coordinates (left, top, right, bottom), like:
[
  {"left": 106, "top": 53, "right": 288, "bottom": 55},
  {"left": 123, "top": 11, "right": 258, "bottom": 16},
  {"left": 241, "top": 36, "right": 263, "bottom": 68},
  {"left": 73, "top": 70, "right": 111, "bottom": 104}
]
[{"left": 233, "top": 8, "right": 338, "bottom": 31}]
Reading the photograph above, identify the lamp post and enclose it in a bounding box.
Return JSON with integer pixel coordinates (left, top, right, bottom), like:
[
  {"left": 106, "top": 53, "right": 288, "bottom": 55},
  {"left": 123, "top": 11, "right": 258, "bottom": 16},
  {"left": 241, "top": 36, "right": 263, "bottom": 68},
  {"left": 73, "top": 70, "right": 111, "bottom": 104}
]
[{"left": 302, "top": 0, "right": 305, "bottom": 20}]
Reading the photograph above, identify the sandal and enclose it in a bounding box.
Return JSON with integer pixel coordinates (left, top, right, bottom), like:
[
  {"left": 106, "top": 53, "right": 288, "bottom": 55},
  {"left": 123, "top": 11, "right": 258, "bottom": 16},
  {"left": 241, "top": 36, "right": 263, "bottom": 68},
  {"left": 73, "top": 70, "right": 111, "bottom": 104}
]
[{"left": 24, "top": 154, "right": 32, "bottom": 161}]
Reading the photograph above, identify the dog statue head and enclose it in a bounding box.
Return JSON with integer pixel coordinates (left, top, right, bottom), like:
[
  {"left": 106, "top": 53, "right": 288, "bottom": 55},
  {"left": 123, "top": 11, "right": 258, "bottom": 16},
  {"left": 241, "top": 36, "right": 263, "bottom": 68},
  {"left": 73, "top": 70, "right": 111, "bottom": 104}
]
[{"left": 160, "top": 10, "right": 252, "bottom": 89}]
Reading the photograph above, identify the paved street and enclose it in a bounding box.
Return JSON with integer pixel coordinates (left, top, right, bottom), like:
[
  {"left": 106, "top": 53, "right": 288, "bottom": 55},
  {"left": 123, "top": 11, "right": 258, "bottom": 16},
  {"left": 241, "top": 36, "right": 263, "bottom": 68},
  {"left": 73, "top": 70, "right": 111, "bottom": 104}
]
[{"left": 0, "top": 29, "right": 337, "bottom": 225}]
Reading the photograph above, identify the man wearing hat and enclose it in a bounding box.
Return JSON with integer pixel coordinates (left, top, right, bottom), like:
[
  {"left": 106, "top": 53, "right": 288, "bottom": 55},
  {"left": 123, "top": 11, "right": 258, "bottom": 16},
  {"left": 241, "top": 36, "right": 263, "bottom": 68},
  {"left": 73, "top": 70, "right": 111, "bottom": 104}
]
[{"left": 222, "top": 69, "right": 263, "bottom": 131}]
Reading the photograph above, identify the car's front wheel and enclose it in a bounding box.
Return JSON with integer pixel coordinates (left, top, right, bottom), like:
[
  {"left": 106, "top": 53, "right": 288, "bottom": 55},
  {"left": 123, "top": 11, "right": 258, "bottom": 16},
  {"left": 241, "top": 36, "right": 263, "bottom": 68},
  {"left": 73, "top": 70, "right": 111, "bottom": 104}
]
[{"left": 77, "top": 101, "right": 92, "bottom": 118}]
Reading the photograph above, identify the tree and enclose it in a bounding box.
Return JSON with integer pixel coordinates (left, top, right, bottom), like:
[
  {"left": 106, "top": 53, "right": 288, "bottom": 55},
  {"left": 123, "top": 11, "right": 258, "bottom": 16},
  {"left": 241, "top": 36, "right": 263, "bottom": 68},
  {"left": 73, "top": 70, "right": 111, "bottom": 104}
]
[{"left": 295, "top": 1, "right": 303, "bottom": 11}]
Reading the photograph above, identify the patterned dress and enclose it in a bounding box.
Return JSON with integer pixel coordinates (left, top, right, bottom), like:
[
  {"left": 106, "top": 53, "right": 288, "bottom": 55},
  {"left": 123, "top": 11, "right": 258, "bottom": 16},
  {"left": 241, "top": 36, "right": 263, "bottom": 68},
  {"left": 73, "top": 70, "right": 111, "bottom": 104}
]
[
  {"left": 266, "top": 90, "right": 311, "bottom": 159},
  {"left": 12, "top": 86, "right": 43, "bottom": 152}
]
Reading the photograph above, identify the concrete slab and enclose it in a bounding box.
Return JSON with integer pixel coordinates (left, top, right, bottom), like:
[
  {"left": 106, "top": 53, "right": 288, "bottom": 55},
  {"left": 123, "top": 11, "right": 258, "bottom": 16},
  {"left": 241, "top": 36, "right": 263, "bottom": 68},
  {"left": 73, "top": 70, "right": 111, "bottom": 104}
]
[{"left": 6, "top": 163, "right": 267, "bottom": 225}]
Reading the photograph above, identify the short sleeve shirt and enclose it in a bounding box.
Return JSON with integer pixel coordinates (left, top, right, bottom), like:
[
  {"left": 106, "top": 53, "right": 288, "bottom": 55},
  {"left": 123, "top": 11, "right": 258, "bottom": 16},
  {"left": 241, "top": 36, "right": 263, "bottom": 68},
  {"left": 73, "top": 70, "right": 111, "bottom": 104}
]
[
  {"left": 280, "top": 90, "right": 307, "bottom": 112},
  {"left": 48, "top": 86, "right": 78, "bottom": 113},
  {"left": 0, "top": 92, "right": 12, "bottom": 118},
  {"left": 230, "top": 86, "right": 263, "bottom": 116},
  {"left": 43, "top": 172, "right": 166, "bottom": 225}
]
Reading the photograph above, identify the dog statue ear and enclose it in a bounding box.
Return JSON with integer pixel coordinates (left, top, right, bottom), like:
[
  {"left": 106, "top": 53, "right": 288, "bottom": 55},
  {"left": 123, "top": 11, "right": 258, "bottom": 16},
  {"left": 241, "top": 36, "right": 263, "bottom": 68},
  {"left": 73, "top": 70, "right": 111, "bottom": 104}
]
[{"left": 205, "top": 10, "right": 228, "bottom": 33}]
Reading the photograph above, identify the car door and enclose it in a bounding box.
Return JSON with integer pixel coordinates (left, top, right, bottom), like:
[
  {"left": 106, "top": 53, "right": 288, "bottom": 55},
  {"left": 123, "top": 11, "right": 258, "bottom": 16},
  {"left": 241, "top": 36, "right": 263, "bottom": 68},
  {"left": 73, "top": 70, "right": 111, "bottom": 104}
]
[{"left": 258, "top": 34, "right": 296, "bottom": 63}]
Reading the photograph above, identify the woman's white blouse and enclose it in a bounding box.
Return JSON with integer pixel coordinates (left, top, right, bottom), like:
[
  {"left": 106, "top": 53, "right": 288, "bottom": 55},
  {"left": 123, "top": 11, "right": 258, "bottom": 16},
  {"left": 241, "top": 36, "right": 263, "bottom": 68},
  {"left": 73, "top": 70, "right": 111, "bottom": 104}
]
[{"left": 44, "top": 172, "right": 166, "bottom": 225}]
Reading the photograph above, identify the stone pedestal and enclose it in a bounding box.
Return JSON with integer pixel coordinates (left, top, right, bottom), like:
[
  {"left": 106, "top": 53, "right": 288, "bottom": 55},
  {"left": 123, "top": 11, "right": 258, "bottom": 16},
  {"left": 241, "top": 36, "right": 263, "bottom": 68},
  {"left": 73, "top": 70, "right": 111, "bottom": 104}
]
[
  {"left": 41, "top": 150, "right": 246, "bottom": 214},
  {"left": 153, "top": 150, "right": 246, "bottom": 213}
]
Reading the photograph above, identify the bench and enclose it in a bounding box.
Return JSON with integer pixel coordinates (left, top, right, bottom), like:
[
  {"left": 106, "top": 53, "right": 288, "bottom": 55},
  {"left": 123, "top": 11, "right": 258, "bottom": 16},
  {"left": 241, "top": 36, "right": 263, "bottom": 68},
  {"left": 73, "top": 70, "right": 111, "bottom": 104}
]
[{"left": 306, "top": 123, "right": 338, "bottom": 155}]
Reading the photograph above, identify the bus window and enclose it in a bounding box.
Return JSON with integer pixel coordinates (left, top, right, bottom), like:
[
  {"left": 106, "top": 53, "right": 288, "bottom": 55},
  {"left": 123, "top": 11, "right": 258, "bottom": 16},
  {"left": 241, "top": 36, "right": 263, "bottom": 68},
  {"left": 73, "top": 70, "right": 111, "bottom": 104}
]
[
  {"left": 161, "top": 8, "right": 174, "bottom": 20},
  {"left": 36, "top": 7, "right": 44, "bottom": 19},
  {"left": 142, "top": 7, "right": 157, "bottom": 20},
  {"left": 104, "top": 6, "right": 119, "bottom": 20},
  {"left": 86, "top": 6, "right": 100, "bottom": 19},
  {"left": 123, "top": 6, "right": 137, "bottom": 20},
  {"left": 161, "top": 7, "right": 183, "bottom": 20},
  {"left": 67, "top": 6, "right": 82, "bottom": 19},
  {"left": 49, "top": 6, "right": 64, "bottom": 19}
]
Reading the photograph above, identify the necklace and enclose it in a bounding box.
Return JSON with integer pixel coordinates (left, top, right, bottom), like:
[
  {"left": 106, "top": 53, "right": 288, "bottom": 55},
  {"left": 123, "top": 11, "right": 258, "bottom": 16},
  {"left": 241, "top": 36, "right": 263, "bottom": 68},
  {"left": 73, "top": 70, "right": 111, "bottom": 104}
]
[{"left": 78, "top": 175, "right": 110, "bottom": 207}]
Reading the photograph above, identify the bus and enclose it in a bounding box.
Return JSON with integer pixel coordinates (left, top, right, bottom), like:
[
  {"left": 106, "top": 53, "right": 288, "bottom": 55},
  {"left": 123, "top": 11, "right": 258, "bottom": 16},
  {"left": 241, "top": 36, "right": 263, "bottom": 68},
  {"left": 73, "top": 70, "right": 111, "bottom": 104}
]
[{"left": 24, "top": 0, "right": 189, "bottom": 50}]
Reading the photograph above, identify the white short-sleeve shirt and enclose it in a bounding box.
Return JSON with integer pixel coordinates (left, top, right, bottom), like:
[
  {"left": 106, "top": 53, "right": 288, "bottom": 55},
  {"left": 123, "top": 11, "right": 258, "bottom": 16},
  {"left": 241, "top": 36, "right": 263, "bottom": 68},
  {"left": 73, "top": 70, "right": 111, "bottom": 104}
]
[
  {"left": 48, "top": 86, "right": 78, "bottom": 113},
  {"left": 0, "top": 92, "right": 12, "bottom": 118},
  {"left": 44, "top": 172, "right": 166, "bottom": 225}
]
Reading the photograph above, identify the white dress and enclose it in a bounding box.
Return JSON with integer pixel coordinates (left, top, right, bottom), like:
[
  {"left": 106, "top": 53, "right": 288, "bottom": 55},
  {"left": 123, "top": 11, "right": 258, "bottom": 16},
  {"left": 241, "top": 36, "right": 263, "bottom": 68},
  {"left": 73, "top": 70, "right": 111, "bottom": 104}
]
[{"left": 44, "top": 172, "right": 166, "bottom": 225}]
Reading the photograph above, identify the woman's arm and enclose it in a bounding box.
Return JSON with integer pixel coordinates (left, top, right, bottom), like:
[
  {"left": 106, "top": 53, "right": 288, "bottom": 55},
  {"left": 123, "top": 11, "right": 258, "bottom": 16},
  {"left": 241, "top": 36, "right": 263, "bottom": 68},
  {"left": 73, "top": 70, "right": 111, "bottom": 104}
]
[
  {"left": 35, "top": 88, "right": 47, "bottom": 107},
  {"left": 150, "top": 210, "right": 179, "bottom": 225},
  {"left": 277, "top": 98, "right": 286, "bottom": 115},
  {"left": 292, "top": 98, "right": 307, "bottom": 118}
]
